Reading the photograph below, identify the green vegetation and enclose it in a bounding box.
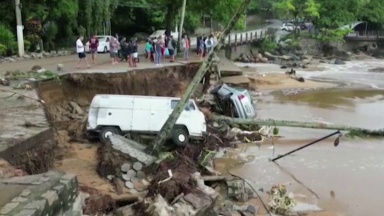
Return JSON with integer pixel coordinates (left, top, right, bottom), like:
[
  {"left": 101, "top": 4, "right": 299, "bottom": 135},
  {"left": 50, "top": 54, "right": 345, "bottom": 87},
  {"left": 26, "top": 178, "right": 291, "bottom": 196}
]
[{"left": 0, "top": 0, "right": 384, "bottom": 55}]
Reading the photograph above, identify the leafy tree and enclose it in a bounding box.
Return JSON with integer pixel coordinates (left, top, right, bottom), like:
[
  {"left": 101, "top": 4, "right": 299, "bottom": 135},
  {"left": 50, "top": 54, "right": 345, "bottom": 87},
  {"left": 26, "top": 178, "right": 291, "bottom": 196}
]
[{"left": 273, "top": 0, "right": 320, "bottom": 21}]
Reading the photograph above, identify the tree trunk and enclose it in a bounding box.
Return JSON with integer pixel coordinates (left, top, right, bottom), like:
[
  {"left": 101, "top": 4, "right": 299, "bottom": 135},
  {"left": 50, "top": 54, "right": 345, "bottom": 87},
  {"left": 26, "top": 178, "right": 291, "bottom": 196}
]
[
  {"left": 211, "top": 115, "right": 384, "bottom": 137},
  {"left": 148, "top": 0, "right": 252, "bottom": 155},
  {"left": 178, "top": 0, "right": 187, "bottom": 51},
  {"left": 165, "top": 4, "right": 174, "bottom": 35}
]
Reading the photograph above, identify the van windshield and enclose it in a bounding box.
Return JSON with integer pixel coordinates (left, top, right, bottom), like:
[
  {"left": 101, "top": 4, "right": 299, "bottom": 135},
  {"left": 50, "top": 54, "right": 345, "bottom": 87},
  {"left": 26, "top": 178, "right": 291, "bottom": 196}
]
[{"left": 171, "top": 100, "right": 195, "bottom": 111}]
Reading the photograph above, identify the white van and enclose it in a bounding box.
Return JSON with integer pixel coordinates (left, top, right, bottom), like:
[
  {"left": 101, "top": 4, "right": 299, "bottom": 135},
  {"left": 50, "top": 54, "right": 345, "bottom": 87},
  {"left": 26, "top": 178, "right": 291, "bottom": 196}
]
[{"left": 87, "top": 94, "right": 207, "bottom": 145}]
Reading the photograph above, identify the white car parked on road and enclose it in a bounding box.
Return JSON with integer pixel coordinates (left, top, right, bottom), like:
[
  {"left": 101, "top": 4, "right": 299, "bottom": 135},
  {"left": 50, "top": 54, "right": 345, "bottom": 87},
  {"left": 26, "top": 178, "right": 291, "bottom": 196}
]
[
  {"left": 84, "top": 35, "right": 112, "bottom": 53},
  {"left": 149, "top": 30, "right": 179, "bottom": 40},
  {"left": 280, "top": 23, "right": 299, "bottom": 31},
  {"left": 87, "top": 94, "right": 207, "bottom": 145}
]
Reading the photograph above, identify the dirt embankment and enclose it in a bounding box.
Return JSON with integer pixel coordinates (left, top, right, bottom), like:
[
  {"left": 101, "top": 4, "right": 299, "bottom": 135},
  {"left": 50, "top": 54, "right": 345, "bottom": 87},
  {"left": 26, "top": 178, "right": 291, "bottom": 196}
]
[
  {"left": 32, "top": 63, "right": 203, "bottom": 214},
  {"left": 37, "top": 63, "right": 201, "bottom": 134}
]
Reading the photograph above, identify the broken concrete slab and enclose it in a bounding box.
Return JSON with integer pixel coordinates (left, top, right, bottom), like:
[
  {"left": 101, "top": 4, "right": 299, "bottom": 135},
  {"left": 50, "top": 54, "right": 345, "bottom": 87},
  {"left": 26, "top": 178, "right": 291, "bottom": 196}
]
[{"left": 109, "top": 135, "right": 157, "bottom": 166}]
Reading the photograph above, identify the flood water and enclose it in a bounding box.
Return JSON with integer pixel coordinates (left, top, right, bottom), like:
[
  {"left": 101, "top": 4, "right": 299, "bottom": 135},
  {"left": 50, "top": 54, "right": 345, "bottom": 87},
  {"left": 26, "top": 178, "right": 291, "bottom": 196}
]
[{"left": 222, "top": 59, "right": 384, "bottom": 215}]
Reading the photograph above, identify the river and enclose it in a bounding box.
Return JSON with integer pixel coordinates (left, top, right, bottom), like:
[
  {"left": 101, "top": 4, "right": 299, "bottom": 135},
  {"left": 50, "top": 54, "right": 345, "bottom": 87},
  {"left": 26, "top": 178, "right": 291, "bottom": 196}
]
[{"left": 221, "top": 59, "right": 384, "bottom": 215}]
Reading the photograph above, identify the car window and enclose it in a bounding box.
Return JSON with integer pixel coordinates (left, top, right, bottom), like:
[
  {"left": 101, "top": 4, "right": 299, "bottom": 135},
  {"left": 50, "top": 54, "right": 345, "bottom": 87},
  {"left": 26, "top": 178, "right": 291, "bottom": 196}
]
[
  {"left": 171, "top": 100, "right": 194, "bottom": 111},
  {"left": 97, "top": 37, "right": 106, "bottom": 42}
]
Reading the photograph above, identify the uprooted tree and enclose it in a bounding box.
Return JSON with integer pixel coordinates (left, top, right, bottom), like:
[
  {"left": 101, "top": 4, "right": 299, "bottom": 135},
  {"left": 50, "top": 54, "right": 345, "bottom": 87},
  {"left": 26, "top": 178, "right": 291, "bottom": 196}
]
[
  {"left": 147, "top": 0, "right": 252, "bottom": 155},
  {"left": 211, "top": 114, "right": 384, "bottom": 137}
]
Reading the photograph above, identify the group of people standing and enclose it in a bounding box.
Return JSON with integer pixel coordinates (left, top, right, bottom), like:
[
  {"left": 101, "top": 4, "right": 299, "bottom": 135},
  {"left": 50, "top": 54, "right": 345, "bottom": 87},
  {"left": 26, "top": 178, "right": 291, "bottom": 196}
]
[
  {"left": 75, "top": 32, "right": 218, "bottom": 69},
  {"left": 197, "top": 34, "right": 217, "bottom": 59},
  {"left": 145, "top": 34, "right": 180, "bottom": 66},
  {"left": 75, "top": 34, "right": 139, "bottom": 68}
]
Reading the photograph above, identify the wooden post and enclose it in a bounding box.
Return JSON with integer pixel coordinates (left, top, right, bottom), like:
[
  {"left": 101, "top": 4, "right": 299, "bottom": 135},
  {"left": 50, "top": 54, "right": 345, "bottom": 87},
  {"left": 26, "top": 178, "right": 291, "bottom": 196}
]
[
  {"left": 255, "top": 31, "right": 258, "bottom": 39},
  {"left": 235, "top": 34, "right": 238, "bottom": 46},
  {"left": 245, "top": 33, "right": 248, "bottom": 43},
  {"left": 148, "top": 0, "right": 252, "bottom": 155},
  {"left": 250, "top": 32, "right": 252, "bottom": 41},
  {"left": 260, "top": 31, "right": 263, "bottom": 38},
  {"left": 240, "top": 33, "right": 243, "bottom": 44}
]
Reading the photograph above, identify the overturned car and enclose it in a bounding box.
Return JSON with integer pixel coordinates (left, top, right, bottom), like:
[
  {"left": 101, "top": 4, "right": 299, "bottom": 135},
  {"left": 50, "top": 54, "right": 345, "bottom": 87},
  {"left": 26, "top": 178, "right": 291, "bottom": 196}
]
[{"left": 210, "top": 84, "right": 256, "bottom": 119}]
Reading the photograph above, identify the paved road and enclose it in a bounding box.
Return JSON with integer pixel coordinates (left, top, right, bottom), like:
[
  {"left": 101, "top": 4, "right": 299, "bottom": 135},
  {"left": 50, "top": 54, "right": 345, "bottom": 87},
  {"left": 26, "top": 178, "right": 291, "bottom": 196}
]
[{"left": 0, "top": 20, "right": 285, "bottom": 74}]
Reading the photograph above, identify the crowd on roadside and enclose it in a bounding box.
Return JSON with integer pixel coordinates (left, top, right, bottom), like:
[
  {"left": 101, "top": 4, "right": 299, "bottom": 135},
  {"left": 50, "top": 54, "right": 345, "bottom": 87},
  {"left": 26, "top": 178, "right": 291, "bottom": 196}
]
[{"left": 74, "top": 32, "right": 219, "bottom": 68}]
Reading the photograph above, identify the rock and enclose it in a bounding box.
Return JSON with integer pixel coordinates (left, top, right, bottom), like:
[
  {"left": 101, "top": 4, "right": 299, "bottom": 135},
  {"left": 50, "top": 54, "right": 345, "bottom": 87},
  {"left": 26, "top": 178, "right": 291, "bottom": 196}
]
[
  {"left": 245, "top": 204, "right": 258, "bottom": 214},
  {"left": 334, "top": 59, "right": 345, "bottom": 64},
  {"left": 69, "top": 101, "right": 84, "bottom": 114},
  {"left": 259, "top": 57, "right": 268, "bottom": 63},
  {"left": 31, "top": 65, "right": 42, "bottom": 71},
  {"left": 282, "top": 55, "right": 292, "bottom": 60},
  {"left": 57, "top": 64, "right": 63, "bottom": 71},
  {"left": 280, "top": 65, "right": 287, "bottom": 69},
  {"left": 368, "top": 67, "right": 384, "bottom": 73},
  {"left": 263, "top": 51, "right": 277, "bottom": 60},
  {"left": 23, "top": 54, "right": 31, "bottom": 59}
]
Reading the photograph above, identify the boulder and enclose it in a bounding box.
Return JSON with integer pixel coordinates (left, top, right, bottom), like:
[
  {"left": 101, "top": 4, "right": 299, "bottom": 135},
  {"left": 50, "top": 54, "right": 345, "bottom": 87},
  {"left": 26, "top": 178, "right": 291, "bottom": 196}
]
[{"left": 368, "top": 67, "right": 384, "bottom": 73}]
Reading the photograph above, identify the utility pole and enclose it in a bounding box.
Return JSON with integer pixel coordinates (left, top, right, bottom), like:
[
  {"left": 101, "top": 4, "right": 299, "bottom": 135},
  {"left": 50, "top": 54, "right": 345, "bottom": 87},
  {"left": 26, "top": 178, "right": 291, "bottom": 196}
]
[
  {"left": 178, "top": 0, "right": 186, "bottom": 50},
  {"left": 15, "top": 0, "right": 24, "bottom": 56}
]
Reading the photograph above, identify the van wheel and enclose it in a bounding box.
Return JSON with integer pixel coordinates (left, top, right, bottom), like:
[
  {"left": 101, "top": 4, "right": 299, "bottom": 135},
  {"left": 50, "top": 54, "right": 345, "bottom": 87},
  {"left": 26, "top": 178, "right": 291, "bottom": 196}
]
[
  {"left": 104, "top": 46, "right": 108, "bottom": 53},
  {"left": 100, "top": 127, "right": 120, "bottom": 143},
  {"left": 172, "top": 128, "right": 189, "bottom": 146}
]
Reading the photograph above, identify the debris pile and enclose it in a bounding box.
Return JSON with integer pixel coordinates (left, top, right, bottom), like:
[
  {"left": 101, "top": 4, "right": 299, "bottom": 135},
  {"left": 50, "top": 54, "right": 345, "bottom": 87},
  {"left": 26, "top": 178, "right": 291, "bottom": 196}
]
[
  {"left": 267, "top": 184, "right": 296, "bottom": 215},
  {"left": 97, "top": 135, "right": 157, "bottom": 194}
]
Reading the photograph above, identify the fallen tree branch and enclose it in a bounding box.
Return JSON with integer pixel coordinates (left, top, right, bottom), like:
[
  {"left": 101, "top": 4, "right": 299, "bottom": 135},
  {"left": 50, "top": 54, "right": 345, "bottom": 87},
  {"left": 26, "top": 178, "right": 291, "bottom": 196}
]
[
  {"left": 0, "top": 88, "right": 45, "bottom": 104},
  {"left": 211, "top": 114, "right": 384, "bottom": 137}
]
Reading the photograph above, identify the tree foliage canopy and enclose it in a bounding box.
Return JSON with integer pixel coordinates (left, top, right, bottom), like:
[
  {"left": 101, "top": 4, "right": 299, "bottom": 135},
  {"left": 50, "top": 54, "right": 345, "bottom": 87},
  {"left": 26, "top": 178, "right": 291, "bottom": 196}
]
[{"left": 1, "top": 0, "right": 384, "bottom": 52}]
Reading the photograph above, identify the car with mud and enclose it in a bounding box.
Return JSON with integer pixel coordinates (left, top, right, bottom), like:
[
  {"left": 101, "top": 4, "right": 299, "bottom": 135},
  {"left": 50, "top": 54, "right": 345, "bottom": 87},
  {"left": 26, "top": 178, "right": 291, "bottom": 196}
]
[
  {"left": 87, "top": 94, "right": 206, "bottom": 145},
  {"left": 210, "top": 84, "right": 256, "bottom": 119}
]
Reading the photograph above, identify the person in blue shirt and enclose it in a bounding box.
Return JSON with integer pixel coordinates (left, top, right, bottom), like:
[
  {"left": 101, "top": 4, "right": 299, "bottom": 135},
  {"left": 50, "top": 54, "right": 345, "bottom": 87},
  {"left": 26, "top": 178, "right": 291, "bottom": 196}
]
[{"left": 199, "top": 37, "right": 205, "bottom": 59}]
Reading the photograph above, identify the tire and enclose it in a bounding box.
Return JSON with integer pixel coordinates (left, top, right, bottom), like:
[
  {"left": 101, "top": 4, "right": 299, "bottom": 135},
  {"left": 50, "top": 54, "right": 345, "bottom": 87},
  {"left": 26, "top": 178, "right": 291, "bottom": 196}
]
[
  {"left": 99, "top": 127, "right": 121, "bottom": 143},
  {"left": 104, "top": 46, "right": 108, "bottom": 53},
  {"left": 172, "top": 127, "right": 189, "bottom": 146}
]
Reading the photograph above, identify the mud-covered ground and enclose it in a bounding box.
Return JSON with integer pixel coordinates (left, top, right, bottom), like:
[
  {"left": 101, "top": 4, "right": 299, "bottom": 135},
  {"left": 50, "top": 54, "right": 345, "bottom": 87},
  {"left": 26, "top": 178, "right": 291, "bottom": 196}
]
[{"left": 37, "top": 63, "right": 205, "bottom": 200}]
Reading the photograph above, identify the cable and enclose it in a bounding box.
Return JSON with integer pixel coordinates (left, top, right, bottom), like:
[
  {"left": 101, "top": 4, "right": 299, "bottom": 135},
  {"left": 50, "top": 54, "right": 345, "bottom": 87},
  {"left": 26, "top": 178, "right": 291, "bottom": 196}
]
[{"left": 226, "top": 164, "right": 272, "bottom": 216}]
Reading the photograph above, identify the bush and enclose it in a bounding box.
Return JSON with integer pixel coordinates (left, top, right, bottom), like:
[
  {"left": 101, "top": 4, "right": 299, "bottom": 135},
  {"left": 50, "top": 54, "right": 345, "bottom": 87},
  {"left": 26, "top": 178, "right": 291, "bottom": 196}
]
[
  {"left": 0, "top": 44, "right": 6, "bottom": 54},
  {"left": 0, "top": 25, "right": 15, "bottom": 48},
  {"left": 261, "top": 38, "right": 277, "bottom": 51}
]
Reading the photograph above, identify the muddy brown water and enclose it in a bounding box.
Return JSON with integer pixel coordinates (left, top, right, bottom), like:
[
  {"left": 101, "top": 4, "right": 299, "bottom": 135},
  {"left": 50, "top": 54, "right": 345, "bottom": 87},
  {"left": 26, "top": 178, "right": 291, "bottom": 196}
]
[{"left": 219, "top": 87, "right": 384, "bottom": 216}]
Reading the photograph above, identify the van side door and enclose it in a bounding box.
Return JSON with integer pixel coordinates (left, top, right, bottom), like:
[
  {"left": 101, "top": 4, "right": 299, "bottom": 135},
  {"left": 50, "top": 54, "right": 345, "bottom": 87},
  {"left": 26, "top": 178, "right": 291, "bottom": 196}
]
[
  {"left": 149, "top": 98, "right": 170, "bottom": 132},
  {"left": 131, "top": 97, "right": 151, "bottom": 132}
]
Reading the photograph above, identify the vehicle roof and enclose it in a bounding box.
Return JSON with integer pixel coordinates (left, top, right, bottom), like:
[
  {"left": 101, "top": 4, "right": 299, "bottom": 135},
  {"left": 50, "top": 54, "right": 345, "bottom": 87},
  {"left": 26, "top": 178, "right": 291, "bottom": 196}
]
[{"left": 93, "top": 94, "right": 193, "bottom": 101}]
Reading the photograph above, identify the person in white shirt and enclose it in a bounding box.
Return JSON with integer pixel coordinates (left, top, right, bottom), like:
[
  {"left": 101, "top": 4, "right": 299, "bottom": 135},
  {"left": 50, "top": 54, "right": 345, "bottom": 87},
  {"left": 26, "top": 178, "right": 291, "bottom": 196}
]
[{"left": 76, "top": 36, "right": 90, "bottom": 68}]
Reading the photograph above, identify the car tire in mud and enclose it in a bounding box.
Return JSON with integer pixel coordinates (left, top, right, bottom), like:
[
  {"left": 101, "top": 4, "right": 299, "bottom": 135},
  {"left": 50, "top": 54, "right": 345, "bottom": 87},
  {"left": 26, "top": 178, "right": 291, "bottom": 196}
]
[
  {"left": 172, "top": 127, "right": 189, "bottom": 146},
  {"left": 100, "top": 127, "right": 121, "bottom": 143}
]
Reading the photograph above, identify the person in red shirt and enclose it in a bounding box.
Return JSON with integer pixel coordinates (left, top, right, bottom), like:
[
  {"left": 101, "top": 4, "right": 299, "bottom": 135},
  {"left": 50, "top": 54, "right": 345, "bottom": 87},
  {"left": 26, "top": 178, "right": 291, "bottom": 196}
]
[{"left": 88, "top": 35, "right": 99, "bottom": 64}]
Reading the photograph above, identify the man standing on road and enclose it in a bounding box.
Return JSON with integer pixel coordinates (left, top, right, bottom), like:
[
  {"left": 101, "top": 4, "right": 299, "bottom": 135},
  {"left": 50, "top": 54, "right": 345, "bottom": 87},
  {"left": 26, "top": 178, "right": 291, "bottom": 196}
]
[
  {"left": 76, "top": 36, "right": 90, "bottom": 69},
  {"left": 168, "top": 35, "right": 176, "bottom": 62},
  {"left": 88, "top": 34, "right": 99, "bottom": 64},
  {"left": 109, "top": 37, "right": 119, "bottom": 64}
]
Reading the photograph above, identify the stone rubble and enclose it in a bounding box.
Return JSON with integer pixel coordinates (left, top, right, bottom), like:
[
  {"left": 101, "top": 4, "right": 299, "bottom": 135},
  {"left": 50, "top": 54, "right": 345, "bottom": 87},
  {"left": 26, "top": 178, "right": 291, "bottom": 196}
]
[{"left": 0, "top": 50, "right": 73, "bottom": 63}]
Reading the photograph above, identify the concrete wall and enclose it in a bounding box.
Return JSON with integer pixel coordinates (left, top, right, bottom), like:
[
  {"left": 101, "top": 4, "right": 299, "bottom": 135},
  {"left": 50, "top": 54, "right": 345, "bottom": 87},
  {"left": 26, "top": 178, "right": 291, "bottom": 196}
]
[{"left": 0, "top": 171, "right": 84, "bottom": 216}]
